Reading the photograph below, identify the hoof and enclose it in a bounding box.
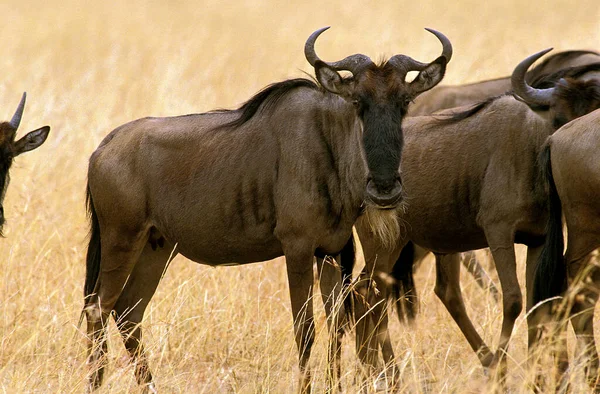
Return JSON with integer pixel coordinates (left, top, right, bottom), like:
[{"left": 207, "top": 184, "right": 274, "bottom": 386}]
[
  {"left": 145, "top": 382, "right": 158, "bottom": 394},
  {"left": 373, "top": 374, "right": 388, "bottom": 392}
]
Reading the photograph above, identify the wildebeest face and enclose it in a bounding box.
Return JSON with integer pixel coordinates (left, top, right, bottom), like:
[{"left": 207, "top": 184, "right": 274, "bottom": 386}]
[{"left": 315, "top": 58, "right": 446, "bottom": 208}]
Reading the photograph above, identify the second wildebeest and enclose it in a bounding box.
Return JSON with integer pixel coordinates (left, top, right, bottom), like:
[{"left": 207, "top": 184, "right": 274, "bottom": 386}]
[
  {"left": 82, "top": 27, "right": 452, "bottom": 393},
  {"left": 384, "top": 49, "right": 600, "bottom": 317},
  {"left": 402, "top": 49, "right": 600, "bottom": 304},
  {"left": 349, "top": 50, "right": 600, "bottom": 385}
]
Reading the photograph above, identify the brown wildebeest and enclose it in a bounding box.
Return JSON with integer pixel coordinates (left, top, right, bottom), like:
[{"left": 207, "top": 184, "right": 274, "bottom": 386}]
[
  {"left": 82, "top": 27, "right": 452, "bottom": 393},
  {"left": 409, "top": 49, "right": 600, "bottom": 116},
  {"left": 405, "top": 50, "right": 600, "bottom": 298},
  {"left": 390, "top": 56, "right": 600, "bottom": 321},
  {"left": 0, "top": 92, "right": 50, "bottom": 232},
  {"left": 391, "top": 50, "right": 600, "bottom": 311},
  {"left": 533, "top": 107, "right": 600, "bottom": 390},
  {"left": 348, "top": 51, "right": 600, "bottom": 386}
]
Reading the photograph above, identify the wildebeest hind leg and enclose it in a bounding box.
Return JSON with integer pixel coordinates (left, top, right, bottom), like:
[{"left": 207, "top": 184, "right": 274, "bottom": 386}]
[
  {"left": 434, "top": 253, "right": 494, "bottom": 367},
  {"left": 113, "top": 240, "right": 177, "bottom": 393},
  {"left": 86, "top": 226, "right": 150, "bottom": 391}
]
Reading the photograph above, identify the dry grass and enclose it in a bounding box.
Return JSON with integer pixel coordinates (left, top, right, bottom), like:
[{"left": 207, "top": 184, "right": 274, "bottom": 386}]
[{"left": 0, "top": 0, "right": 599, "bottom": 392}]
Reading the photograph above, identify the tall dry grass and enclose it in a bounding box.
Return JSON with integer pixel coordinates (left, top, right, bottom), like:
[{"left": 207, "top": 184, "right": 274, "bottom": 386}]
[{"left": 0, "top": 0, "right": 598, "bottom": 392}]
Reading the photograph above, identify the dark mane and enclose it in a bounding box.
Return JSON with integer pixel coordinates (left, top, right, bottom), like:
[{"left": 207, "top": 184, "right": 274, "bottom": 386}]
[
  {"left": 529, "top": 63, "right": 600, "bottom": 89},
  {"left": 215, "top": 78, "right": 319, "bottom": 129},
  {"left": 526, "top": 50, "right": 600, "bottom": 82},
  {"left": 432, "top": 93, "right": 509, "bottom": 124}
]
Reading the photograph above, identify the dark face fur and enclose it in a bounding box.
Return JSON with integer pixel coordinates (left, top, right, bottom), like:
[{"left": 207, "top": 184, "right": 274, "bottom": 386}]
[{"left": 353, "top": 65, "right": 411, "bottom": 207}]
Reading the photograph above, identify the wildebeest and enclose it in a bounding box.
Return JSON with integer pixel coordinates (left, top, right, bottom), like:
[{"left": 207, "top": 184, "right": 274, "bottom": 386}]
[
  {"left": 0, "top": 93, "right": 50, "bottom": 232},
  {"left": 533, "top": 107, "right": 600, "bottom": 389},
  {"left": 389, "top": 50, "right": 600, "bottom": 314},
  {"left": 82, "top": 27, "right": 452, "bottom": 393},
  {"left": 409, "top": 49, "right": 600, "bottom": 115},
  {"left": 349, "top": 50, "right": 600, "bottom": 385}
]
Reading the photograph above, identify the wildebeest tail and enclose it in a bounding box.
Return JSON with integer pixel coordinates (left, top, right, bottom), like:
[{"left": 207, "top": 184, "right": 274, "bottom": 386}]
[
  {"left": 533, "top": 143, "right": 566, "bottom": 304},
  {"left": 390, "top": 241, "right": 418, "bottom": 323},
  {"left": 84, "top": 184, "right": 101, "bottom": 299},
  {"left": 340, "top": 234, "right": 356, "bottom": 325}
]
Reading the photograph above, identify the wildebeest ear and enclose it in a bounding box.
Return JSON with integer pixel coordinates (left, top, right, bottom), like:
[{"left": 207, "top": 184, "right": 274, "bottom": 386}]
[
  {"left": 409, "top": 56, "right": 447, "bottom": 95},
  {"left": 314, "top": 61, "right": 353, "bottom": 98},
  {"left": 14, "top": 126, "right": 50, "bottom": 156}
]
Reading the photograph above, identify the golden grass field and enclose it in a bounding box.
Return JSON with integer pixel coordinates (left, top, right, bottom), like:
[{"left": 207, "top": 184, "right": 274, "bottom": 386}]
[{"left": 0, "top": 0, "right": 599, "bottom": 392}]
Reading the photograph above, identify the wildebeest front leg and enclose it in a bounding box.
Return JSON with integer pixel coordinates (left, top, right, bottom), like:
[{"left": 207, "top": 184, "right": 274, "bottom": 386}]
[
  {"left": 113, "top": 241, "right": 177, "bottom": 393},
  {"left": 353, "top": 269, "right": 380, "bottom": 372},
  {"left": 353, "top": 265, "right": 399, "bottom": 389},
  {"left": 316, "top": 256, "right": 344, "bottom": 391},
  {"left": 285, "top": 247, "right": 316, "bottom": 394},
  {"left": 486, "top": 242, "right": 522, "bottom": 381},
  {"left": 434, "top": 253, "right": 494, "bottom": 367}
]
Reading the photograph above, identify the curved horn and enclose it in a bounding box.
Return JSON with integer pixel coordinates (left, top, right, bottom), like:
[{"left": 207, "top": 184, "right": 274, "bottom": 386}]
[
  {"left": 304, "top": 26, "right": 330, "bottom": 67},
  {"left": 388, "top": 28, "right": 452, "bottom": 77},
  {"left": 10, "top": 92, "right": 26, "bottom": 130},
  {"left": 304, "top": 27, "right": 373, "bottom": 74},
  {"left": 512, "top": 48, "right": 555, "bottom": 106},
  {"left": 387, "top": 54, "right": 427, "bottom": 77},
  {"left": 425, "top": 28, "right": 452, "bottom": 62}
]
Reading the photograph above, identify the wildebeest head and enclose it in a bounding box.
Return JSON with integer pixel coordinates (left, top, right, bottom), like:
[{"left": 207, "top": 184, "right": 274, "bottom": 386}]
[
  {"left": 305, "top": 27, "right": 451, "bottom": 208},
  {"left": 0, "top": 93, "right": 50, "bottom": 232},
  {"left": 513, "top": 49, "right": 600, "bottom": 129}
]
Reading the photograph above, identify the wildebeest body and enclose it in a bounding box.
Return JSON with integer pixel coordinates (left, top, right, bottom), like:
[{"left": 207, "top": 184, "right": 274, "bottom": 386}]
[
  {"left": 400, "top": 101, "right": 548, "bottom": 253},
  {"left": 89, "top": 91, "right": 364, "bottom": 265}
]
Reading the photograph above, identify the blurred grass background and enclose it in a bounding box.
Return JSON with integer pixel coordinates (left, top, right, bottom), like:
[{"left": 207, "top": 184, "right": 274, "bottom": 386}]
[{"left": 0, "top": 0, "right": 598, "bottom": 392}]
